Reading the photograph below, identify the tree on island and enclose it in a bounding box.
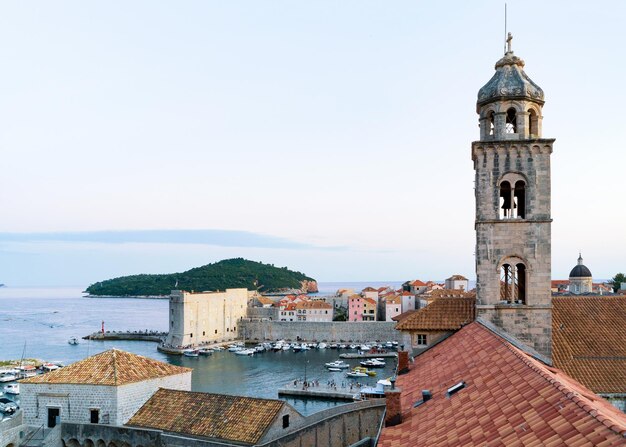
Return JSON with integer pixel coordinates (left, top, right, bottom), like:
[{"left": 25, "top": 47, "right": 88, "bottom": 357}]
[{"left": 610, "top": 273, "right": 626, "bottom": 292}]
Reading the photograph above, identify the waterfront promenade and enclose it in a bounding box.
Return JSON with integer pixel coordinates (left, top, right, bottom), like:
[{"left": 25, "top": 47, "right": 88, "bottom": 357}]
[{"left": 278, "top": 379, "right": 363, "bottom": 401}]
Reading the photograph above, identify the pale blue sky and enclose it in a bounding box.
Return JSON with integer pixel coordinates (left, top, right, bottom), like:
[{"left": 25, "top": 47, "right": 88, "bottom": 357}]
[{"left": 0, "top": 1, "right": 624, "bottom": 286}]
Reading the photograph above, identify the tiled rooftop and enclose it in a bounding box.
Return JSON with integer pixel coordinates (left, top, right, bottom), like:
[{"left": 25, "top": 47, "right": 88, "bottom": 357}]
[
  {"left": 21, "top": 349, "right": 190, "bottom": 386},
  {"left": 426, "top": 289, "right": 475, "bottom": 298},
  {"left": 127, "top": 388, "right": 286, "bottom": 444},
  {"left": 553, "top": 295, "right": 626, "bottom": 394},
  {"left": 295, "top": 300, "right": 332, "bottom": 309},
  {"left": 378, "top": 322, "right": 626, "bottom": 447},
  {"left": 395, "top": 297, "right": 475, "bottom": 331}
]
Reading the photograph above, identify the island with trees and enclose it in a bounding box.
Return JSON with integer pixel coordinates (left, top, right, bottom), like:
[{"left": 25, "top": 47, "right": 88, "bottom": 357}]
[{"left": 85, "top": 258, "right": 318, "bottom": 297}]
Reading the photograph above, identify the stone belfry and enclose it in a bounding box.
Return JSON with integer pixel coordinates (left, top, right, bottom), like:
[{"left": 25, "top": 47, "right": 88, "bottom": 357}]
[{"left": 472, "top": 34, "right": 553, "bottom": 358}]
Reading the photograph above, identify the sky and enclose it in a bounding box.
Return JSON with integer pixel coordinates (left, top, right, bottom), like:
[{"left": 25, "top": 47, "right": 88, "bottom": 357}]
[{"left": 0, "top": 1, "right": 624, "bottom": 287}]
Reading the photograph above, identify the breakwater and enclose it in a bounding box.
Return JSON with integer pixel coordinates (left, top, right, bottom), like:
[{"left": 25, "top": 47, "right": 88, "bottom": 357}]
[
  {"left": 83, "top": 331, "right": 166, "bottom": 342},
  {"left": 240, "top": 320, "right": 410, "bottom": 346}
]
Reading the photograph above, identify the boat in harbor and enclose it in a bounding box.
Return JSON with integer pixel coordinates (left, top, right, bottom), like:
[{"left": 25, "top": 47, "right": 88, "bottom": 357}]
[
  {"left": 0, "top": 373, "right": 16, "bottom": 383},
  {"left": 198, "top": 349, "right": 213, "bottom": 356},
  {"left": 317, "top": 342, "right": 327, "bottom": 349},
  {"left": 183, "top": 349, "right": 199, "bottom": 357},
  {"left": 234, "top": 348, "right": 255, "bottom": 356},
  {"left": 346, "top": 370, "right": 368, "bottom": 378},
  {"left": 68, "top": 336, "right": 79, "bottom": 345},
  {"left": 360, "top": 359, "right": 386, "bottom": 368},
  {"left": 3, "top": 384, "right": 19, "bottom": 395},
  {"left": 41, "top": 363, "right": 60, "bottom": 372},
  {"left": 327, "top": 367, "right": 342, "bottom": 372},
  {"left": 325, "top": 361, "right": 350, "bottom": 369}
]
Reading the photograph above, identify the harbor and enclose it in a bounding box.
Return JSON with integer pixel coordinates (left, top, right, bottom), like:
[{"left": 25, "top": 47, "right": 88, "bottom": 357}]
[{"left": 278, "top": 380, "right": 361, "bottom": 401}]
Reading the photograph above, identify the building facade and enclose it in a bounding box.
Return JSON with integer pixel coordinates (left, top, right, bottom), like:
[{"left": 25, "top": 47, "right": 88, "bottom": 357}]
[
  {"left": 295, "top": 301, "right": 333, "bottom": 322},
  {"left": 472, "top": 35, "right": 553, "bottom": 358},
  {"left": 164, "top": 288, "right": 250, "bottom": 348},
  {"left": 444, "top": 275, "right": 469, "bottom": 291},
  {"left": 568, "top": 253, "right": 593, "bottom": 294}
]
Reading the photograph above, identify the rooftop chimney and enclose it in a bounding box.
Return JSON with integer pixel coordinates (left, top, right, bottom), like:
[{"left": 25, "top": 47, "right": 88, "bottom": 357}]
[
  {"left": 384, "top": 387, "right": 402, "bottom": 427},
  {"left": 398, "top": 350, "right": 409, "bottom": 375}
]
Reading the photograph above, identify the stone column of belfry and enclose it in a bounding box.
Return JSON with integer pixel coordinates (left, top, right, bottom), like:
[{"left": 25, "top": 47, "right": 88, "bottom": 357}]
[{"left": 472, "top": 35, "right": 553, "bottom": 358}]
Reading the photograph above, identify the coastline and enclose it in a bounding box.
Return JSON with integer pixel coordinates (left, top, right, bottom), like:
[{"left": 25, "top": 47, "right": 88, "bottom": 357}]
[{"left": 83, "top": 294, "right": 169, "bottom": 299}]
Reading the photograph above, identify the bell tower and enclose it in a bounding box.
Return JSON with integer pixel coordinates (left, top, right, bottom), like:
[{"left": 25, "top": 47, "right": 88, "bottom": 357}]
[{"left": 472, "top": 34, "right": 553, "bottom": 358}]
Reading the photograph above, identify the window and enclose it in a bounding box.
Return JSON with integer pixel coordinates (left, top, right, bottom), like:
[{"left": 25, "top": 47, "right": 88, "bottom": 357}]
[
  {"left": 282, "top": 414, "right": 290, "bottom": 429},
  {"left": 417, "top": 334, "right": 427, "bottom": 345},
  {"left": 499, "top": 176, "right": 526, "bottom": 219},
  {"left": 488, "top": 111, "right": 495, "bottom": 135},
  {"left": 500, "top": 260, "right": 527, "bottom": 304},
  {"left": 202, "top": 331, "right": 205, "bottom": 336},
  {"left": 190, "top": 333, "right": 193, "bottom": 338},
  {"left": 90, "top": 409, "right": 99, "bottom": 424},
  {"left": 505, "top": 108, "right": 517, "bottom": 133},
  {"left": 215, "top": 329, "right": 218, "bottom": 334}
]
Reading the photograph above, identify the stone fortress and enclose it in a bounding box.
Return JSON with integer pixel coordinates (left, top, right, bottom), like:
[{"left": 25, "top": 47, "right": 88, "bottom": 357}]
[{"left": 472, "top": 33, "right": 553, "bottom": 358}]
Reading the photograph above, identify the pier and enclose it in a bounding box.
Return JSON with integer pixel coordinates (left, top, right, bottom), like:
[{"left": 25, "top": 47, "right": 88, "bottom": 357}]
[
  {"left": 278, "top": 380, "right": 362, "bottom": 401},
  {"left": 339, "top": 352, "right": 397, "bottom": 359},
  {"left": 83, "top": 331, "right": 166, "bottom": 343}
]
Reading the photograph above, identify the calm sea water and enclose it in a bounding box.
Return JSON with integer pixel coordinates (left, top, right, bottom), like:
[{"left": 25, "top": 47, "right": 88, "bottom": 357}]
[{"left": 0, "top": 284, "right": 401, "bottom": 415}]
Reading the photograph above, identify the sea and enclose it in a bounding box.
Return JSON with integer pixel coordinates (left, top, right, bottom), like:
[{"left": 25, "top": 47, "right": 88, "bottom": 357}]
[{"left": 0, "top": 282, "right": 403, "bottom": 416}]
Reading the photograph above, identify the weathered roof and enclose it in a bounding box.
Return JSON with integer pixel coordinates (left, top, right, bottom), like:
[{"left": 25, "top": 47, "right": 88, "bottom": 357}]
[
  {"left": 378, "top": 322, "right": 626, "bottom": 447},
  {"left": 295, "top": 300, "right": 332, "bottom": 309},
  {"left": 21, "top": 349, "right": 190, "bottom": 386},
  {"left": 446, "top": 274, "right": 468, "bottom": 281},
  {"left": 427, "top": 289, "right": 475, "bottom": 298},
  {"left": 386, "top": 296, "right": 402, "bottom": 305},
  {"left": 553, "top": 296, "right": 626, "bottom": 394},
  {"left": 477, "top": 50, "right": 544, "bottom": 108},
  {"left": 256, "top": 296, "right": 275, "bottom": 306},
  {"left": 127, "top": 388, "right": 287, "bottom": 445},
  {"left": 395, "top": 297, "right": 475, "bottom": 331},
  {"left": 409, "top": 280, "right": 427, "bottom": 287}
]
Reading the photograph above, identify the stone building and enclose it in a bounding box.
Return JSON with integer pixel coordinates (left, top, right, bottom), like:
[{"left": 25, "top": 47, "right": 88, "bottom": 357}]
[
  {"left": 568, "top": 253, "right": 593, "bottom": 294},
  {"left": 20, "top": 349, "right": 191, "bottom": 428},
  {"left": 472, "top": 34, "right": 553, "bottom": 358},
  {"left": 444, "top": 274, "right": 469, "bottom": 291},
  {"left": 163, "top": 288, "right": 250, "bottom": 349},
  {"left": 295, "top": 300, "right": 333, "bottom": 322}
]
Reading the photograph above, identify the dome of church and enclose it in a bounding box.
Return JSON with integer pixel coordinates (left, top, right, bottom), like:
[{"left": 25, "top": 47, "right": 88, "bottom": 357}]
[
  {"left": 569, "top": 254, "right": 592, "bottom": 278},
  {"left": 477, "top": 42, "right": 544, "bottom": 108}
]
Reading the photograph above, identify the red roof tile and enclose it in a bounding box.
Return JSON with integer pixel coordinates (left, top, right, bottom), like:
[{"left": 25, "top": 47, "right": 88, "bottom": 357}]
[
  {"left": 553, "top": 296, "right": 626, "bottom": 394},
  {"left": 395, "top": 297, "right": 475, "bottom": 331},
  {"left": 378, "top": 323, "right": 626, "bottom": 447}
]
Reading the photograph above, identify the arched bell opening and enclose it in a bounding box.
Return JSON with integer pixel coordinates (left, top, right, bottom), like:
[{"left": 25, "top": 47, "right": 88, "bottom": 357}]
[
  {"left": 528, "top": 109, "right": 538, "bottom": 137},
  {"left": 505, "top": 108, "right": 517, "bottom": 134},
  {"left": 500, "top": 261, "right": 527, "bottom": 304}
]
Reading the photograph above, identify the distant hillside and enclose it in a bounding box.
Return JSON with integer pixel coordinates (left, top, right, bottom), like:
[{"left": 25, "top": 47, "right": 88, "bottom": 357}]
[{"left": 85, "top": 258, "right": 317, "bottom": 297}]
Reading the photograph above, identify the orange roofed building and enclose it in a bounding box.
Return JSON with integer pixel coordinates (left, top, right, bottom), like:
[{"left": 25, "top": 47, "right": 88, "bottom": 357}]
[{"left": 378, "top": 322, "right": 626, "bottom": 446}]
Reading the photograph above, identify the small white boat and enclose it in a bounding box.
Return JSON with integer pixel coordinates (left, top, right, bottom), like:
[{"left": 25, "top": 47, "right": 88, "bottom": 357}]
[
  {"left": 385, "top": 341, "right": 394, "bottom": 348},
  {"left": 183, "top": 349, "right": 199, "bottom": 357},
  {"left": 0, "top": 373, "right": 16, "bottom": 383},
  {"left": 317, "top": 343, "right": 327, "bottom": 349},
  {"left": 212, "top": 346, "right": 225, "bottom": 351},
  {"left": 235, "top": 349, "right": 255, "bottom": 356},
  {"left": 198, "top": 349, "right": 212, "bottom": 356},
  {"left": 325, "top": 361, "right": 350, "bottom": 369},
  {"left": 68, "top": 336, "right": 79, "bottom": 345},
  {"left": 329, "top": 344, "right": 338, "bottom": 349},
  {"left": 42, "top": 363, "right": 60, "bottom": 372},
  {"left": 338, "top": 344, "right": 347, "bottom": 349},
  {"left": 360, "top": 344, "right": 371, "bottom": 351},
  {"left": 254, "top": 345, "right": 266, "bottom": 353},
  {"left": 3, "top": 384, "right": 19, "bottom": 395},
  {"left": 228, "top": 346, "right": 243, "bottom": 352},
  {"left": 360, "top": 359, "right": 386, "bottom": 368},
  {"left": 349, "top": 344, "right": 357, "bottom": 349},
  {"left": 282, "top": 345, "right": 291, "bottom": 351},
  {"left": 327, "top": 367, "right": 342, "bottom": 372},
  {"left": 346, "top": 371, "right": 368, "bottom": 378}
]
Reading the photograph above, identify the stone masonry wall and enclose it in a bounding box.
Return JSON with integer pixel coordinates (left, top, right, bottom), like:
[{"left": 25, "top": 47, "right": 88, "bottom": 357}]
[
  {"left": 116, "top": 372, "right": 192, "bottom": 425},
  {"left": 240, "top": 320, "right": 409, "bottom": 345}
]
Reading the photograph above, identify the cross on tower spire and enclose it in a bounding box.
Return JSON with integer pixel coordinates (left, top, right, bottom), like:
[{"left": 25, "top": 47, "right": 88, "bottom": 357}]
[{"left": 506, "top": 32, "right": 513, "bottom": 53}]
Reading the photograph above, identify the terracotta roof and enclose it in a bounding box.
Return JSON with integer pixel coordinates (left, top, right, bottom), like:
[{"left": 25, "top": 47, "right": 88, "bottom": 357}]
[
  {"left": 392, "top": 309, "right": 418, "bottom": 323},
  {"left": 395, "top": 297, "right": 475, "bottom": 331},
  {"left": 446, "top": 274, "right": 468, "bottom": 281},
  {"left": 128, "top": 388, "right": 286, "bottom": 444},
  {"left": 551, "top": 280, "right": 570, "bottom": 286},
  {"left": 409, "top": 280, "right": 427, "bottom": 287},
  {"left": 427, "top": 289, "right": 475, "bottom": 298},
  {"left": 295, "top": 301, "right": 332, "bottom": 309},
  {"left": 281, "top": 303, "right": 297, "bottom": 311},
  {"left": 257, "top": 296, "right": 275, "bottom": 306},
  {"left": 386, "top": 296, "right": 402, "bottom": 305},
  {"left": 362, "top": 287, "right": 378, "bottom": 292},
  {"left": 400, "top": 291, "right": 413, "bottom": 296},
  {"left": 553, "top": 296, "right": 626, "bottom": 394},
  {"left": 378, "top": 322, "right": 626, "bottom": 447},
  {"left": 21, "top": 349, "right": 190, "bottom": 386},
  {"left": 363, "top": 298, "right": 377, "bottom": 306}
]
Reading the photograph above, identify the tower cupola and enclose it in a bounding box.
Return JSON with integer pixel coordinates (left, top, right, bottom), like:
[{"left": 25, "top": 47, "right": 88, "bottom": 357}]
[{"left": 477, "top": 33, "right": 545, "bottom": 140}]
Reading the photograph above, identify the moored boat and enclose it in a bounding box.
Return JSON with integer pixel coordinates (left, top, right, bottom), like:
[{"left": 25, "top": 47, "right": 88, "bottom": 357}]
[
  {"left": 3, "top": 384, "right": 19, "bottom": 395},
  {"left": 0, "top": 373, "right": 16, "bottom": 383},
  {"left": 198, "top": 349, "right": 212, "bottom": 356},
  {"left": 68, "top": 336, "right": 79, "bottom": 345},
  {"left": 183, "top": 349, "right": 199, "bottom": 357},
  {"left": 325, "top": 360, "right": 350, "bottom": 369}
]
